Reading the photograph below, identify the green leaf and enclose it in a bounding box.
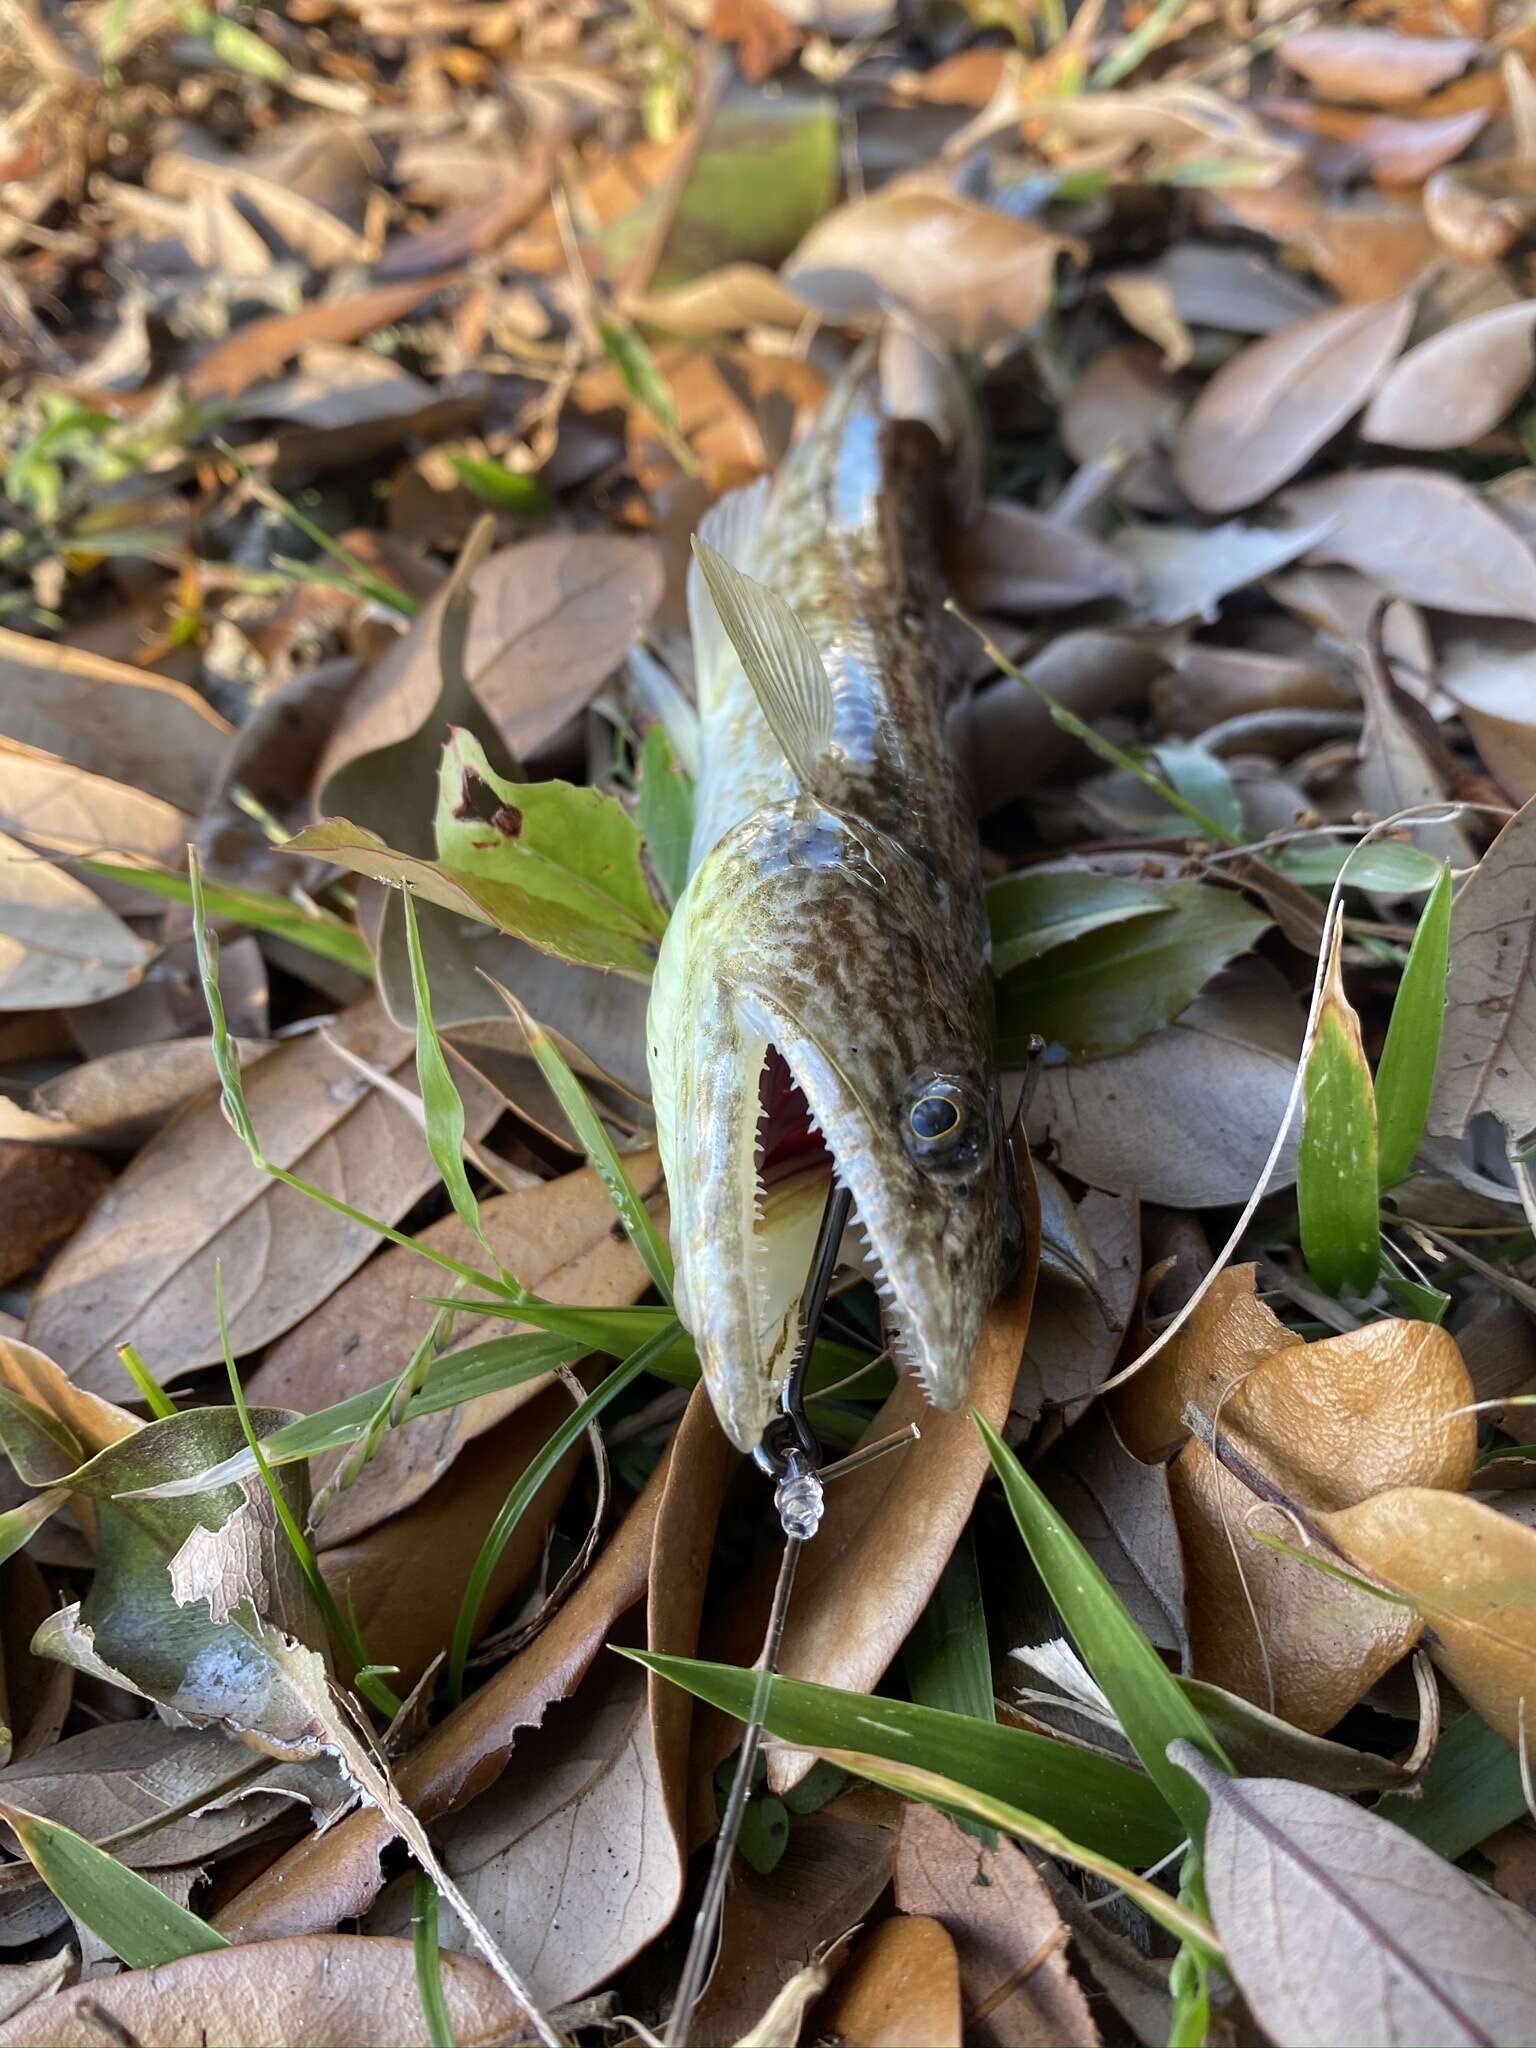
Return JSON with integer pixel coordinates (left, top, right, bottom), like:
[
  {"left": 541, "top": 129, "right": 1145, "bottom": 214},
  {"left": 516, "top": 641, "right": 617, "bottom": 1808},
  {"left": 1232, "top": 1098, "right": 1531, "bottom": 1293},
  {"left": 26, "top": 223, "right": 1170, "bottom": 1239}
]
[
  {"left": 635, "top": 722, "right": 694, "bottom": 907},
  {"left": 0, "top": 1802, "right": 229, "bottom": 1969},
  {"left": 1272, "top": 840, "right": 1444, "bottom": 894},
  {"left": 413, "top": 1875, "right": 457, "bottom": 2048},
  {"left": 1298, "top": 925, "right": 1380, "bottom": 1296},
  {"left": 903, "top": 1527, "right": 995, "bottom": 1726},
  {"left": 447, "top": 1319, "right": 681, "bottom": 1699},
  {"left": 0, "top": 1487, "right": 67, "bottom": 1568},
  {"left": 994, "top": 882, "right": 1271, "bottom": 1062},
  {"left": 447, "top": 456, "right": 552, "bottom": 518},
  {"left": 1150, "top": 741, "right": 1245, "bottom": 843},
  {"left": 977, "top": 1413, "right": 1228, "bottom": 1840},
  {"left": 986, "top": 872, "right": 1173, "bottom": 978},
  {"left": 85, "top": 860, "right": 373, "bottom": 976},
  {"left": 1375, "top": 1711, "right": 1527, "bottom": 1859},
  {"left": 118, "top": 1331, "right": 591, "bottom": 1499},
  {"left": 624, "top": 1653, "right": 1182, "bottom": 1867},
  {"left": 597, "top": 318, "right": 698, "bottom": 477},
  {"left": 402, "top": 891, "right": 485, "bottom": 1250},
  {"left": 736, "top": 1794, "right": 790, "bottom": 1874},
  {"left": 818, "top": 1753, "right": 1222, "bottom": 1961},
  {"left": 1375, "top": 862, "right": 1453, "bottom": 1190}
]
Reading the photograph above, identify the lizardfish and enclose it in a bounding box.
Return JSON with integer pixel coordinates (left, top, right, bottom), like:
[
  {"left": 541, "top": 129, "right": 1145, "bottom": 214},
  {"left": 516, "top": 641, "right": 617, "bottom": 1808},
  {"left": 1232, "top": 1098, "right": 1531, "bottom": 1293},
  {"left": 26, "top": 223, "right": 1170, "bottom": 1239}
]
[{"left": 646, "top": 343, "right": 1020, "bottom": 1454}]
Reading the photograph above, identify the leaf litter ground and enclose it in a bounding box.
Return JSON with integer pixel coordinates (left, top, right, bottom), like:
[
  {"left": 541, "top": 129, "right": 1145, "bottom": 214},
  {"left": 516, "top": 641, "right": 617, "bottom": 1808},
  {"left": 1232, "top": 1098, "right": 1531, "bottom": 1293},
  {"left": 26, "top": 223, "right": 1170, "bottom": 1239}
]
[{"left": 4, "top": 1, "right": 1536, "bottom": 2043}]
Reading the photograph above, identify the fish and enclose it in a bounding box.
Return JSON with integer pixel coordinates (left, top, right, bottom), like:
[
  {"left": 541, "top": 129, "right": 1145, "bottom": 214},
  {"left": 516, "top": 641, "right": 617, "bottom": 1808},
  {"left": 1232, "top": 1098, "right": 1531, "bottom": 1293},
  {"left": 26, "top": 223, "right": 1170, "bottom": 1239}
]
[{"left": 645, "top": 339, "right": 1020, "bottom": 1454}]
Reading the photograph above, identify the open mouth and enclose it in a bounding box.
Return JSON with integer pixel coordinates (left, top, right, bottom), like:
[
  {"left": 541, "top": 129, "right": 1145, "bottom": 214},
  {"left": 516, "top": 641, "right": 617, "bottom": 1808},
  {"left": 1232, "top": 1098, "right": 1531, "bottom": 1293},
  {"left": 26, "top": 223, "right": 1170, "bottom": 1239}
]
[{"left": 751, "top": 1041, "right": 918, "bottom": 1382}]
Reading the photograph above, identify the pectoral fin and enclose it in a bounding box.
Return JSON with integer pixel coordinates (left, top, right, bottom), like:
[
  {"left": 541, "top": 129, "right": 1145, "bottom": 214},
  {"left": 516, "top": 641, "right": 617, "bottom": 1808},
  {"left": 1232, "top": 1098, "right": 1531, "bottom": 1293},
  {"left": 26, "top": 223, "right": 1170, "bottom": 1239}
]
[{"left": 691, "top": 535, "right": 840, "bottom": 800}]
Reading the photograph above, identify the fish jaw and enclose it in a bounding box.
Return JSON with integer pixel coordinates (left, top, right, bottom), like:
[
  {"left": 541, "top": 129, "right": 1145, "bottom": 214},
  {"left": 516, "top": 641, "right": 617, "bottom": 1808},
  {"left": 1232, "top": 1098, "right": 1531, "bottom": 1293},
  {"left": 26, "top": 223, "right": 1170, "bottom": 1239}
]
[{"left": 647, "top": 802, "right": 1009, "bottom": 1450}]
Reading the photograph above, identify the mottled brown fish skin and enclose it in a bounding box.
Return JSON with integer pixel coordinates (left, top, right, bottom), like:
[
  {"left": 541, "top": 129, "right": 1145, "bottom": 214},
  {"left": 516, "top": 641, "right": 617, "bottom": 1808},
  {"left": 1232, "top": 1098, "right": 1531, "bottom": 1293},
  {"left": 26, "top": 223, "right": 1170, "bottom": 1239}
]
[{"left": 648, "top": 351, "right": 1016, "bottom": 1452}]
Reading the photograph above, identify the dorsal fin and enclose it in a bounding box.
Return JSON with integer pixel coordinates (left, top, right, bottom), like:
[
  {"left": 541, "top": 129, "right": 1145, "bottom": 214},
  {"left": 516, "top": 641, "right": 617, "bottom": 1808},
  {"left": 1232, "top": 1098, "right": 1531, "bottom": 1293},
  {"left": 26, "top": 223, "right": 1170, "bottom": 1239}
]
[
  {"left": 691, "top": 535, "right": 840, "bottom": 798},
  {"left": 687, "top": 476, "right": 770, "bottom": 716}
]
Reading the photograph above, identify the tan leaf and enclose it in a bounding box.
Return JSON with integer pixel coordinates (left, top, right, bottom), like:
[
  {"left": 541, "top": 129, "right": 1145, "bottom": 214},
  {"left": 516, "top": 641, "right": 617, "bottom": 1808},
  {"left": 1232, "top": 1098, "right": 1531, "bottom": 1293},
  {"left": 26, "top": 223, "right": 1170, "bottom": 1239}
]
[
  {"left": 0, "top": 1038, "right": 264, "bottom": 1151},
  {"left": 1318, "top": 1488, "right": 1536, "bottom": 1748},
  {"left": 1283, "top": 466, "right": 1536, "bottom": 621},
  {"left": 1014, "top": 1191, "right": 1140, "bottom": 1432},
  {"left": 25, "top": 1000, "right": 499, "bottom": 1396},
  {"left": 1209, "top": 182, "right": 1437, "bottom": 304},
  {"left": 1364, "top": 302, "right": 1536, "bottom": 449},
  {"left": 0, "top": 829, "right": 149, "bottom": 1010},
  {"left": 1353, "top": 632, "right": 1475, "bottom": 870},
  {"left": 1278, "top": 28, "right": 1481, "bottom": 105},
  {"left": 1174, "top": 295, "right": 1414, "bottom": 515},
  {"left": 320, "top": 1396, "right": 587, "bottom": 1692},
  {"left": 0, "top": 746, "right": 190, "bottom": 912},
  {"left": 0, "top": 1935, "right": 532, "bottom": 2048},
  {"left": 213, "top": 1385, "right": 734, "bottom": 1945},
  {"left": 785, "top": 188, "right": 1070, "bottom": 349},
  {"left": 1426, "top": 793, "right": 1536, "bottom": 1143},
  {"left": 624, "top": 262, "right": 815, "bottom": 337},
  {"left": 893, "top": 1804, "right": 1098, "bottom": 2048},
  {"left": 1165, "top": 1312, "right": 1472, "bottom": 1729},
  {"left": 688, "top": 1800, "right": 895, "bottom": 2044},
  {"left": 815, "top": 1916, "right": 963, "bottom": 2048},
  {"left": 0, "top": 628, "right": 231, "bottom": 814},
  {"left": 0, "top": 1335, "right": 138, "bottom": 1464},
  {"left": 1103, "top": 273, "right": 1192, "bottom": 371},
  {"left": 1026, "top": 960, "right": 1304, "bottom": 1209},
  {"left": 1262, "top": 98, "right": 1488, "bottom": 187},
  {"left": 1061, "top": 343, "right": 1188, "bottom": 515},
  {"left": 950, "top": 500, "right": 1138, "bottom": 614},
  {"left": 0, "top": 1143, "right": 109, "bottom": 1286},
  {"left": 1436, "top": 621, "right": 1536, "bottom": 801},
  {"left": 1424, "top": 155, "right": 1536, "bottom": 265},
  {"left": 1112, "top": 1263, "right": 1297, "bottom": 1464},
  {"left": 246, "top": 1159, "right": 657, "bottom": 1545},
  {"left": 764, "top": 1182, "right": 1039, "bottom": 1794},
  {"left": 184, "top": 278, "right": 449, "bottom": 401}
]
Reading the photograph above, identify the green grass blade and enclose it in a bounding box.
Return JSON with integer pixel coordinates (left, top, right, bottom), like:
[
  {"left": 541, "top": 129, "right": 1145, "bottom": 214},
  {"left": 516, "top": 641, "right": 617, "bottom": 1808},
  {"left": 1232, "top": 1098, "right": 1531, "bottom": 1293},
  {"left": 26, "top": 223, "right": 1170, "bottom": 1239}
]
[
  {"left": 1298, "top": 922, "right": 1380, "bottom": 1295},
  {"left": 446, "top": 1319, "right": 680, "bottom": 1699},
  {"left": 1375, "top": 862, "right": 1453, "bottom": 1190},
  {"left": 625, "top": 1652, "right": 1182, "bottom": 1867},
  {"left": 821, "top": 1753, "right": 1221, "bottom": 1961},
  {"left": 413, "top": 1875, "right": 457, "bottom": 2048},
  {"left": 486, "top": 979, "right": 673, "bottom": 1303},
  {"left": 116, "top": 1344, "right": 176, "bottom": 1420},
  {"left": 0, "top": 1488, "right": 67, "bottom": 1568},
  {"left": 402, "top": 891, "right": 486, "bottom": 1250},
  {"left": 83, "top": 860, "right": 373, "bottom": 976},
  {"left": 1375, "top": 1711, "right": 1527, "bottom": 1859},
  {"left": 976, "top": 1411, "right": 1228, "bottom": 1840},
  {"left": 0, "top": 1801, "right": 228, "bottom": 1969},
  {"left": 903, "top": 1527, "right": 994, "bottom": 1725},
  {"left": 635, "top": 722, "right": 693, "bottom": 907}
]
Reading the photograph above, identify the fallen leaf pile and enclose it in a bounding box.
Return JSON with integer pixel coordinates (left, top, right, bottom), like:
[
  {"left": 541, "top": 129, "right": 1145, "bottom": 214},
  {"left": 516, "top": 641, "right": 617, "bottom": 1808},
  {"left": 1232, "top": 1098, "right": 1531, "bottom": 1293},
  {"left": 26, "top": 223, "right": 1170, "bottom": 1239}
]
[{"left": 2, "top": 0, "right": 1536, "bottom": 2043}]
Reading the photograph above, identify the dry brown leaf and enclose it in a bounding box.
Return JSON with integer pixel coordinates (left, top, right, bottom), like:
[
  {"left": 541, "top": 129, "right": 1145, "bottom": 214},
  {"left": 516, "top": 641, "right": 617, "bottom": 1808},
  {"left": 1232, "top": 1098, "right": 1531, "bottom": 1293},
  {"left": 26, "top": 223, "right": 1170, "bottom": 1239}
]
[
  {"left": 0, "top": 832, "right": 149, "bottom": 1012},
  {"left": 1208, "top": 181, "right": 1437, "bottom": 303},
  {"left": 1061, "top": 343, "right": 1189, "bottom": 515},
  {"left": 815, "top": 1915, "right": 963, "bottom": 2048},
  {"left": 184, "top": 277, "right": 451, "bottom": 401},
  {"left": 1026, "top": 960, "right": 1304, "bottom": 1209},
  {"left": 316, "top": 533, "right": 663, "bottom": 797},
  {"left": 1014, "top": 1190, "right": 1139, "bottom": 1432},
  {"left": 1261, "top": 98, "right": 1488, "bottom": 187},
  {"left": 1437, "top": 621, "right": 1536, "bottom": 801},
  {"left": 1124, "top": 244, "right": 1327, "bottom": 336},
  {"left": 0, "top": 1950, "right": 70, "bottom": 2028},
  {"left": 1424, "top": 155, "right": 1536, "bottom": 264},
  {"left": 687, "top": 1800, "right": 895, "bottom": 2044},
  {"left": 25, "top": 1001, "right": 498, "bottom": 1397},
  {"left": 1040, "top": 1407, "right": 1188, "bottom": 1665},
  {"left": 623, "top": 263, "right": 815, "bottom": 337},
  {"left": 1364, "top": 303, "right": 1536, "bottom": 449},
  {"left": 247, "top": 1160, "right": 656, "bottom": 1545},
  {"left": 1174, "top": 294, "right": 1414, "bottom": 515},
  {"left": 1283, "top": 467, "right": 1536, "bottom": 621},
  {"left": 0, "top": 1935, "right": 531, "bottom": 2048},
  {"left": 1113, "top": 1263, "right": 1296, "bottom": 1464},
  {"left": 0, "top": 747, "right": 189, "bottom": 910},
  {"left": 214, "top": 1386, "right": 733, "bottom": 1945},
  {"left": 0, "top": 1334, "right": 138, "bottom": 1466},
  {"left": 0, "top": 1037, "right": 264, "bottom": 1151},
  {"left": 0, "top": 1143, "right": 109, "bottom": 1284},
  {"left": 1318, "top": 1488, "right": 1536, "bottom": 1748},
  {"left": 785, "top": 188, "right": 1070, "bottom": 350},
  {"left": 1103, "top": 273, "right": 1192, "bottom": 371},
  {"left": 1278, "top": 27, "right": 1481, "bottom": 105},
  {"left": 1354, "top": 639, "right": 1476, "bottom": 869},
  {"left": 950, "top": 500, "right": 1138, "bottom": 614},
  {"left": 1426, "top": 794, "right": 1536, "bottom": 1144},
  {"left": 321, "top": 1397, "right": 587, "bottom": 1692},
  {"left": 893, "top": 1804, "right": 1097, "bottom": 2048},
  {"left": 0, "top": 629, "right": 231, "bottom": 815},
  {"left": 1153, "top": 642, "right": 1352, "bottom": 734},
  {"left": 1164, "top": 1312, "right": 1472, "bottom": 1729}
]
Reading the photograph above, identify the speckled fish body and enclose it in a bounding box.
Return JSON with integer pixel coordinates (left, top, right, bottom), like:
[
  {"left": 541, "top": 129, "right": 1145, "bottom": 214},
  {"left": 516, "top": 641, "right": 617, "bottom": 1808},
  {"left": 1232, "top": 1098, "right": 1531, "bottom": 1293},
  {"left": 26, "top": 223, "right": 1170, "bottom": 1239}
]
[{"left": 646, "top": 349, "right": 1015, "bottom": 1453}]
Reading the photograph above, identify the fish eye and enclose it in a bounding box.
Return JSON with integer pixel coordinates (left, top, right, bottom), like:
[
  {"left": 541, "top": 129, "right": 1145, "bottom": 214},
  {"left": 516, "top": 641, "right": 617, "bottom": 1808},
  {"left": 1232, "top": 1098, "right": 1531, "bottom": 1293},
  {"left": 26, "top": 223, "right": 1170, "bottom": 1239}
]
[
  {"left": 909, "top": 1093, "right": 962, "bottom": 1143},
  {"left": 902, "top": 1071, "right": 985, "bottom": 1178}
]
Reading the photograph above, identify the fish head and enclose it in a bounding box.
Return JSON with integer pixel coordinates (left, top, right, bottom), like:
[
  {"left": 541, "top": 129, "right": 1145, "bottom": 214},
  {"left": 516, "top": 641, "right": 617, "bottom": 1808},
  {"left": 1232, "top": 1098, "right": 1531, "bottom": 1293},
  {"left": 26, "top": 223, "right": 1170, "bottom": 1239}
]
[{"left": 648, "top": 797, "right": 1019, "bottom": 1452}]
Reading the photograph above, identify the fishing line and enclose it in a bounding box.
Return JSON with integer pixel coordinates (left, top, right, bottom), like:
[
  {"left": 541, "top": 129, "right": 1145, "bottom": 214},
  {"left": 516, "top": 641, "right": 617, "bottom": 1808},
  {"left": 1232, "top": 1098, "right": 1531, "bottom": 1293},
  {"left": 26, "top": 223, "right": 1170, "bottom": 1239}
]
[{"left": 666, "top": 1177, "right": 913, "bottom": 2047}]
